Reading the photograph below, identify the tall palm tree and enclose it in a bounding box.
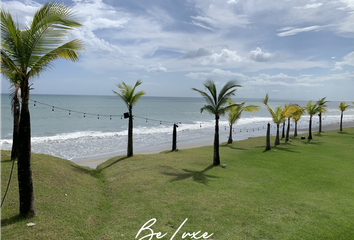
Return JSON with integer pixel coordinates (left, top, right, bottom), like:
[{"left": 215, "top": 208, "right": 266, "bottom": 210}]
[
  {"left": 291, "top": 107, "right": 306, "bottom": 137},
  {"left": 226, "top": 99, "right": 260, "bottom": 143},
  {"left": 1, "top": 2, "right": 84, "bottom": 218},
  {"left": 282, "top": 104, "right": 301, "bottom": 142},
  {"left": 113, "top": 80, "right": 145, "bottom": 157},
  {"left": 306, "top": 101, "right": 321, "bottom": 140},
  {"left": 317, "top": 97, "right": 329, "bottom": 133},
  {"left": 338, "top": 102, "right": 351, "bottom": 132},
  {"left": 192, "top": 80, "right": 241, "bottom": 166},
  {"left": 261, "top": 94, "right": 284, "bottom": 146}
]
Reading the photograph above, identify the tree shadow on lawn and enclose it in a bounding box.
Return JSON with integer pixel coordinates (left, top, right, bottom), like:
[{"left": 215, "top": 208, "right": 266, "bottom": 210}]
[
  {"left": 97, "top": 156, "right": 129, "bottom": 171},
  {"left": 301, "top": 139, "right": 324, "bottom": 145},
  {"left": 220, "top": 144, "right": 248, "bottom": 150},
  {"left": 160, "top": 164, "right": 219, "bottom": 185},
  {"left": 1, "top": 214, "right": 24, "bottom": 227},
  {"left": 270, "top": 146, "right": 301, "bottom": 153}
]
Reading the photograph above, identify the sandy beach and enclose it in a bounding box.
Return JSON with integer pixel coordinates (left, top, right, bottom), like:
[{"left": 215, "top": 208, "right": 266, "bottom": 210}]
[{"left": 75, "top": 121, "right": 354, "bottom": 168}]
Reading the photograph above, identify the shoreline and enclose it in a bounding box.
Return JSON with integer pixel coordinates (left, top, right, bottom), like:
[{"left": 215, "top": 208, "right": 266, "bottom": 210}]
[{"left": 75, "top": 121, "right": 354, "bottom": 168}]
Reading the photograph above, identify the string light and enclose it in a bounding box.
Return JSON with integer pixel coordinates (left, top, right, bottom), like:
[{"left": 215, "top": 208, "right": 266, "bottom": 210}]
[{"left": 29, "top": 99, "right": 307, "bottom": 136}]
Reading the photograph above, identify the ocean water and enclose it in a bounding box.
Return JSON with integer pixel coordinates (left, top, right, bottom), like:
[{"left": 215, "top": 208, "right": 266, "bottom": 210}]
[{"left": 1, "top": 94, "right": 353, "bottom": 162}]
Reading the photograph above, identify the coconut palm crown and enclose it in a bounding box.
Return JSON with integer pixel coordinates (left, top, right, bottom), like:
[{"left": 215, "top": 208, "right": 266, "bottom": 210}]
[
  {"left": 192, "top": 79, "right": 241, "bottom": 166},
  {"left": 1, "top": 2, "right": 84, "bottom": 218},
  {"left": 113, "top": 80, "right": 145, "bottom": 157},
  {"left": 227, "top": 99, "right": 260, "bottom": 143}
]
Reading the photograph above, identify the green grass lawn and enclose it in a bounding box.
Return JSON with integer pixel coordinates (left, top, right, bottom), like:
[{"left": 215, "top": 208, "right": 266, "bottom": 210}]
[{"left": 2, "top": 128, "right": 354, "bottom": 239}]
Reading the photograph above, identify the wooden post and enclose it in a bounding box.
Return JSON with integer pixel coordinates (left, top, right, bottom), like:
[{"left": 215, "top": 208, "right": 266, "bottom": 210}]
[
  {"left": 172, "top": 124, "right": 178, "bottom": 151},
  {"left": 265, "top": 123, "right": 271, "bottom": 150}
]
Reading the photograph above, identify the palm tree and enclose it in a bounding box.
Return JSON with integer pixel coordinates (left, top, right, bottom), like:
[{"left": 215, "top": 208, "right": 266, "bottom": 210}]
[
  {"left": 261, "top": 94, "right": 284, "bottom": 146},
  {"left": 291, "top": 107, "right": 306, "bottom": 137},
  {"left": 282, "top": 104, "right": 301, "bottom": 142},
  {"left": 192, "top": 80, "right": 241, "bottom": 166},
  {"left": 306, "top": 101, "right": 321, "bottom": 140},
  {"left": 338, "top": 102, "right": 351, "bottom": 131},
  {"left": 113, "top": 80, "right": 145, "bottom": 157},
  {"left": 317, "top": 97, "right": 329, "bottom": 133},
  {"left": 1, "top": 2, "right": 84, "bottom": 218},
  {"left": 226, "top": 99, "right": 260, "bottom": 143}
]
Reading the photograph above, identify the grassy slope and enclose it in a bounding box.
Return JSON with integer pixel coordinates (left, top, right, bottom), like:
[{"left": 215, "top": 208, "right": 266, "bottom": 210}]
[{"left": 1, "top": 128, "right": 354, "bottom": 239}]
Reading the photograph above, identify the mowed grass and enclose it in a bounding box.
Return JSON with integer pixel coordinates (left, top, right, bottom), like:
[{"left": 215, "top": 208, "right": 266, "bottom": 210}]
[{"left": 1, "top": 128, "right": 354, "bottom": 239}]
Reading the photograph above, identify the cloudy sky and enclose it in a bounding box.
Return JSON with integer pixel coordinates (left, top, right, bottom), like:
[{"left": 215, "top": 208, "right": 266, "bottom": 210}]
[{"left": 1, "top": 0, "right": 353, "bottom": 100}]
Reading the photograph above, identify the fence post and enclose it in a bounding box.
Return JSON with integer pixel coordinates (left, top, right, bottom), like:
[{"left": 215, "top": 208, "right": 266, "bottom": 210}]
[{"left": 172, "top": 123, "right": 178, "bottom": 151}]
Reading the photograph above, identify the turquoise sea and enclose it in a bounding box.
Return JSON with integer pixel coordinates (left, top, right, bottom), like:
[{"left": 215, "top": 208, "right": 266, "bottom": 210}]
[{"left": 1, "top": 94, "right": 353, "bottom": 162}]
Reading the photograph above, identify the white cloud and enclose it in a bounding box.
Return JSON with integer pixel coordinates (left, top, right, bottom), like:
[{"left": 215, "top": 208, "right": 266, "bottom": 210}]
[
  {"left": 0, "top": 0, "right": 40, "bottom": 27},
  {"left": 249, "top": 47, "right": 274, "bottom": 62},
  {"left": 187, "top": 69, "right": 354, "bottom": 89},
  {"left": 332, "top": 51, "right": 354, "bottom": 70},
  {"left": 146, "top": 64, "right": 167, "bottom": 72},
  {"left": 294, "top": 3, "right": 323, "bottom": 9},
  {"left": 200, "top": 49, "right": 243, "bottom": 65},
  {"left": 277, "top": 25, "right": 325, "bottom": 37},
  {"left": 181, "top": 48, "right": 211, "bottom": 59}
]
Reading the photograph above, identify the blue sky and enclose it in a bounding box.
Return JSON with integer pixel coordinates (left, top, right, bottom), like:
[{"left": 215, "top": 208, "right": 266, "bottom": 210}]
[{"left": 1, "top": 0, "right": 353, "bottom": 100}]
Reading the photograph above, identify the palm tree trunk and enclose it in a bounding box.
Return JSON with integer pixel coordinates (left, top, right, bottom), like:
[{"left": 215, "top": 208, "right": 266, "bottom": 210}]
[
  {"left": 282, "top": 122, "right": 285, "bottom": 139},
  {"left": 213, "top": 115, "right": 220, "bottom": 166},
  {"left": 275, "top": 124, "right": 280, "bottom": 145},
  {"left": 294, "top": 121, "right": 298, "bottom": 137},
  {"left": 227, "top": 124, "right": 233, "bottom": 144},
  {"left": 308, "top": 116, "right": 313, "bottom": 140},
  {"left": 127, "top": 106, "right": 133, "bottom": 157},
  {"left": 18, "top": 81, "right": 36, "bottom": 218},
  {"left": 172, "top": 124, "right": 177, "bottom": 151},
  {"left": 340, "top": 111, "right": 343, "bottom": 131},
  {"left": 319, "top": 113, "right": 322, "bottom": 133},
  {"left": 11, "top": 102, "right": 20, "bottom": 160},
  {"left": 285, "top": 118, "right": 290, "bottom": 142},
  {"left": 265, "top": 123, "right": 271, "bottom": 150}
]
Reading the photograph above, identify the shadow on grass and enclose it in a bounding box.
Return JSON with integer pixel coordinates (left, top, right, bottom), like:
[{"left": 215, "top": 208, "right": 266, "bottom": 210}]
[
  {"left": 220, "top": 144, "right": 248, "bottom": 150},
  {"left": 272, "top": 146, "right": 301, "bottom": 153},
  {"left": 1, "top": 159, "right": 14, "bottom": 163},
  {"left": 1, "top": 214, "right": 23, "bottom": 227},
  {"left": 160, "top": 165, "right": 219, "bottom": 185},
  {"left": 98, "top": 156, "right": 129, "bottom": 171}
]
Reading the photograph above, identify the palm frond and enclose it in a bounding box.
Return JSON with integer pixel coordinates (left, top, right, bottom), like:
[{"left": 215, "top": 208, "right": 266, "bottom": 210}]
[
  {"left": 191, "top": 87, "right": 215, "bottom": 107},
  {"left": 338, "top": 102, "right": 351, "bottom": 112}
]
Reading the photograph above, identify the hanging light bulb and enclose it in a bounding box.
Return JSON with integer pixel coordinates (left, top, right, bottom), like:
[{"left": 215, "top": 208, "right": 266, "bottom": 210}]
[
  {"left": 69, "top": 110, "right": 71, "bottom": 116},
  {"left": 34, "top": 101, "right": 36, "bottom": 107},
  {"left": 98, "top": 114, "right": 99, "bottom": 119},
  {"left": 146, "top": 118, "right": 148, "bottom": 123},
  {"left": 84, "top": 113, "right": 86, "bottom": 118},
  {"left": 110, "top": 115, "right": 112, "bottom": 120},
  {"left": 52, "top": 106, "right": 54, "bottom": 112}
]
